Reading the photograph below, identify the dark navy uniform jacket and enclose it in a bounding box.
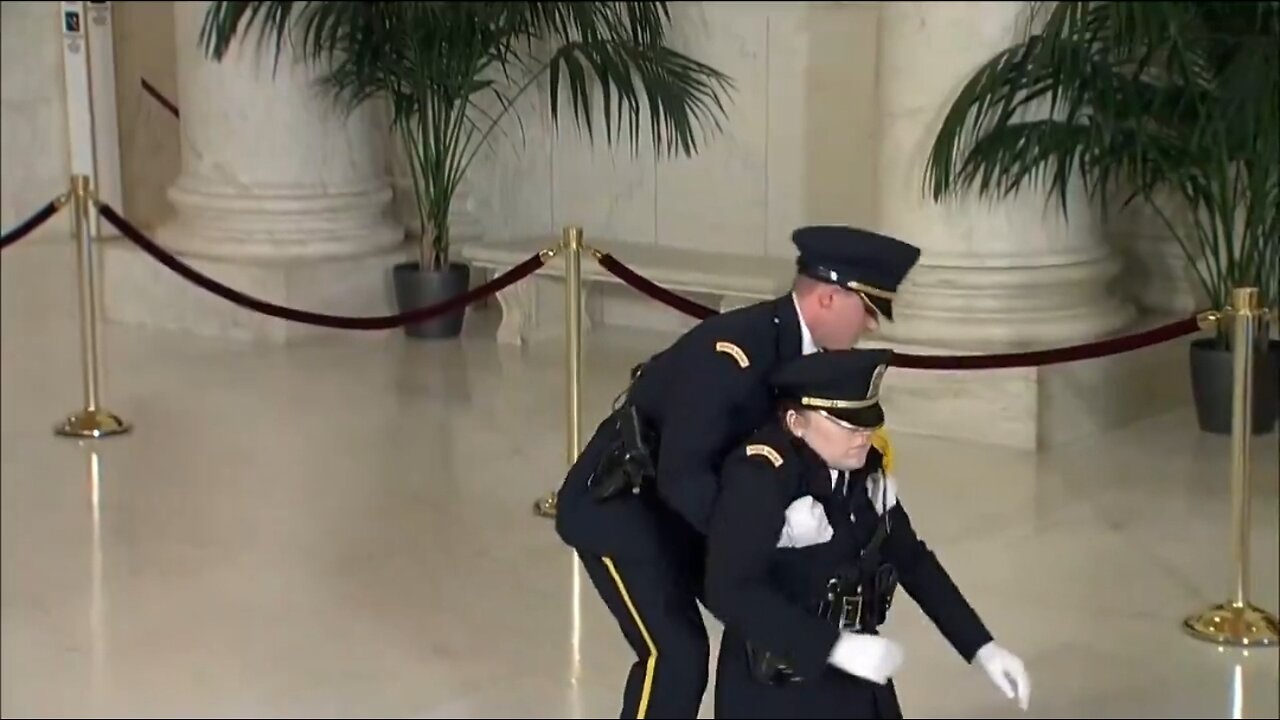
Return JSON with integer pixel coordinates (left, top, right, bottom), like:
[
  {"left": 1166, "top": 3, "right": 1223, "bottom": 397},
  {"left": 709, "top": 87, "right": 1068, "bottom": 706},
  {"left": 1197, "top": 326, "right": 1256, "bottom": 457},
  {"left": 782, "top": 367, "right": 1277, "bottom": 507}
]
[
  {"left": 555, "top": 294, "right": 805, "bottom": 561},
  {"left": 704, "top": 421, "right": 995, "bottom": 718}
]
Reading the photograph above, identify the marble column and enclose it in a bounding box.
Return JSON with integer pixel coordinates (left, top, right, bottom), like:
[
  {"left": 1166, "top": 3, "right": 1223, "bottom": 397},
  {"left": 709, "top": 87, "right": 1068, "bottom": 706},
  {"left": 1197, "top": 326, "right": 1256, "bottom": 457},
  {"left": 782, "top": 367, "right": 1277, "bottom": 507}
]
[
  {"left": 866, "top": 2, "right": 1200, "bottom": 451},
  {"left": 103, "top": 0, "right": 406, "bottom": 342},
  {"left": 1107, "top": 192, "right": 1204, "bottom": 315},
  {"left": 875, "top": 1, "right": 1136, "bottom": 351}
]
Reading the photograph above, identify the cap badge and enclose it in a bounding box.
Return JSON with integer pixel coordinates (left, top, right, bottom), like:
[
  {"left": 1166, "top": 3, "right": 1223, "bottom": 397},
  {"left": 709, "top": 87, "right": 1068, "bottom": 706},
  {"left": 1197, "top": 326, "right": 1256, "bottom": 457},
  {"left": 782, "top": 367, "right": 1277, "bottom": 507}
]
[{"left": 867, "top": 364, "right": 888, "bottom": 401}]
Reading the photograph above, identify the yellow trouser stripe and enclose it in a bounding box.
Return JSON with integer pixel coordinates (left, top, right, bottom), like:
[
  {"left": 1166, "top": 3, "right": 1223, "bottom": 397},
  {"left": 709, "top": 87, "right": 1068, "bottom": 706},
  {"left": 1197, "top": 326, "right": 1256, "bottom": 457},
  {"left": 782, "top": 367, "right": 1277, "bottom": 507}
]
[
  {"left": 603, "top": 556, "right": 658, "bottom": 719},
  {"left": 872, "top": 428, "right": 894, "bottom": 473}
]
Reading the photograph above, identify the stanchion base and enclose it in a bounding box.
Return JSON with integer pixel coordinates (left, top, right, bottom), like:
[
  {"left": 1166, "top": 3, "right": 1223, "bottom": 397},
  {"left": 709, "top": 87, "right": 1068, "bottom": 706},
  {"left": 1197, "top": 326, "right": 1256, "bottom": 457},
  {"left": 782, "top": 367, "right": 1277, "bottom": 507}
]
[
  {"left": 1183, "top": 602, "right": 1280, "bottom": 647},
  {"left": 533, "top": 492, "right": 558, "bottom": 519},
  {"left": 54, "top": 409, "right": 131, "bottom": 438}
]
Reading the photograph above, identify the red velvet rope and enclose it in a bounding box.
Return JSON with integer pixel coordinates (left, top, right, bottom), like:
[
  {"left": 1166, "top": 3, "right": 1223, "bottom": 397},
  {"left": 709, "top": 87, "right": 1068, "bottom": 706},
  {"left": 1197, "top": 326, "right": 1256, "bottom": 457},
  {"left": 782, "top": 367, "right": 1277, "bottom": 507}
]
[
  {"left": 592, "top": 250, "right": 1207, "bottom": 370},
  {"left": 1, "top": 197, "right": 66, "bottom": 251},
  {"left": 595, "top": 252, "right": 718, "bottom": 321},
  {"left": 141, "top": 78, "right": 179, "bottom": 120},
  {"left": 97, "top": 202, "right": 550, "bottom": 331},
  {"left": 889, "top": 316, "right": 1203, "bottom": 369}
]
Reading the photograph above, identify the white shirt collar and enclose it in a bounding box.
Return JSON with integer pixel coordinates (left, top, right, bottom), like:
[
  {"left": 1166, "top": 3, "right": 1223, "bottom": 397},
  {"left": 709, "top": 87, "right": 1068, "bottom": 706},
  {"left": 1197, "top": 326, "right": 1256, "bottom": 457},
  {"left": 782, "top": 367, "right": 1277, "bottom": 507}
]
[{"left": 793, "top": 293, "right": 820, "bottom": 356}]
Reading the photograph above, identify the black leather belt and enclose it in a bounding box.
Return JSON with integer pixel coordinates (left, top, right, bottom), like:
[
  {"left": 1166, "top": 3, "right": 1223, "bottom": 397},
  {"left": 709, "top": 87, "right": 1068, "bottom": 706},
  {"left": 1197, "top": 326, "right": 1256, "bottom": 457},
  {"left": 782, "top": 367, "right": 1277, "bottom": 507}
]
[{"left": 818, "top": 564, "right": 899, "bottom": 632}]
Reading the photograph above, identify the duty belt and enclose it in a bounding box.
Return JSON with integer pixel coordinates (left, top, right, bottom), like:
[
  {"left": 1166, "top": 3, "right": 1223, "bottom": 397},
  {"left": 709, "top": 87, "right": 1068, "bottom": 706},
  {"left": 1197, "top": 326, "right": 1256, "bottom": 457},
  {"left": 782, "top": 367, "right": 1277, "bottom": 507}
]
[{"left": 817, "top": 564, "right": 899, "bottom": 632}]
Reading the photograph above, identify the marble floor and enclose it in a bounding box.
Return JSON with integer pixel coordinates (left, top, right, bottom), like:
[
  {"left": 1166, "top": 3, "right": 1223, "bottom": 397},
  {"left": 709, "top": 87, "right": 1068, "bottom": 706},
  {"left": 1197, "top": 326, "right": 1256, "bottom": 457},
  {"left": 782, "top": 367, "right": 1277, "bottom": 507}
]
[{"left": 2, "top": 239, "right": 1278, "bottom": 719}]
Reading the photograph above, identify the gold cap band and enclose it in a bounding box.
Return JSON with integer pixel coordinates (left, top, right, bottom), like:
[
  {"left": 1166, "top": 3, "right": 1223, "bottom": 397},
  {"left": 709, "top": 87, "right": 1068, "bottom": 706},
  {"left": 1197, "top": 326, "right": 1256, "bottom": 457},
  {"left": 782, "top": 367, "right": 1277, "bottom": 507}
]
[
  {"left": 846, "top": 280, "right": 895, "bottom": 300},
  {"left": 800, "top": 395, "right": 879, "bottom": 410}
]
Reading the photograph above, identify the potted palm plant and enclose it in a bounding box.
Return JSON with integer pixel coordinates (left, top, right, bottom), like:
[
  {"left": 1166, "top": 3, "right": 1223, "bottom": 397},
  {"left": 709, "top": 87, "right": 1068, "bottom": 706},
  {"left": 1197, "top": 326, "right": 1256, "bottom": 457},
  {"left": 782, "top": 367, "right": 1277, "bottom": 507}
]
[
  {"left": 923, "top": 1, "right": 1279, "bottom": 435},
  {"left": 199, "top": 2, "right": 734, "bottom": 339}
]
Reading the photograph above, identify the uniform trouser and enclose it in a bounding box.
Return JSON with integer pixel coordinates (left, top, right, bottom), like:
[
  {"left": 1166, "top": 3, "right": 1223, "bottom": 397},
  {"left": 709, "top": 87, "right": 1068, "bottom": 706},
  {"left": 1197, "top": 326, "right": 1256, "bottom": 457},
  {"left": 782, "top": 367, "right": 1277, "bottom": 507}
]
[{"left": 579, "top": 551, "right": 710, "bottom": 719}]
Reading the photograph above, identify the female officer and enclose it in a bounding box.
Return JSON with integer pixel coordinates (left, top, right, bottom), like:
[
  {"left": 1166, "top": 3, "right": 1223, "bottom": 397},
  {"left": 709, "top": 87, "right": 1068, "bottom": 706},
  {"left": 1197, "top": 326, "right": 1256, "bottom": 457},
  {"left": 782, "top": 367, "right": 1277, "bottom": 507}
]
[{"left": 703, "top": 349, "right": 1031, "bottom": 719}]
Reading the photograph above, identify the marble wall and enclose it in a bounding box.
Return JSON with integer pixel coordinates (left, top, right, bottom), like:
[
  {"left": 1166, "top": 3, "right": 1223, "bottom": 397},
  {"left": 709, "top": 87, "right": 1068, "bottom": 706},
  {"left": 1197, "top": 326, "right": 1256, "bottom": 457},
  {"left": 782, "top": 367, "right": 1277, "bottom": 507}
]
[
  {"left": 111, "top": 1, "right": 181, "bottom": 232},
  {"left": 451, "top": 2, "right": 884, "bottom": 262},
  {"left": 0, "top": 2, "right": 72, "bottom": 242}
]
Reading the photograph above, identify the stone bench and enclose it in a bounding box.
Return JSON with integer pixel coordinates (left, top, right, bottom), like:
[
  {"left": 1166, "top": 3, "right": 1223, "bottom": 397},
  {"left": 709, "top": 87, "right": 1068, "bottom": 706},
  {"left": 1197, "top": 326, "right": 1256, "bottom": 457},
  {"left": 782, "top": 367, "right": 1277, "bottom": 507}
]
[{"left": 453, "top": 236, "right": 796, "bottom": 345}]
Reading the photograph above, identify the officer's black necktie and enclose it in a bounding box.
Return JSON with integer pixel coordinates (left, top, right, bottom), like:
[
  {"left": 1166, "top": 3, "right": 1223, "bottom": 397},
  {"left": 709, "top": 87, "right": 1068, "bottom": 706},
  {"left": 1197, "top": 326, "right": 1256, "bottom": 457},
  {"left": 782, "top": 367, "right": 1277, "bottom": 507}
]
[
  {"left": 836, "top": 470, "right": 850, "bottom": 501},
  {"left": 835, "top": 471, "right": 867, "bottom": 536}
]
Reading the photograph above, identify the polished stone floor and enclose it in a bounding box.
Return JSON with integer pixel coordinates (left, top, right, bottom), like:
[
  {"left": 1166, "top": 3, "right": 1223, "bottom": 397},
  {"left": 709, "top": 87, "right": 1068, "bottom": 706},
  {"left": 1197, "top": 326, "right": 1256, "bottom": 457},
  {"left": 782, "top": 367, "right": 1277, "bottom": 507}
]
[{"left": 2, "top": 240, "right": 1278, "bottom": 718}]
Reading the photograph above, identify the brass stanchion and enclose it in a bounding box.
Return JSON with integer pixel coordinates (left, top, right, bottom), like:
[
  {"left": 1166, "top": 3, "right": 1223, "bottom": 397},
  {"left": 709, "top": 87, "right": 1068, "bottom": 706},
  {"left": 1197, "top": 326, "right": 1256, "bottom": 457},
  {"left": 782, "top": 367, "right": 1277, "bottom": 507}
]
[
  {"left": 55, "top": 175, "right": 130, "bottom": 439},
  {"left": 1183, "top": 287, "right": 1278, "bottom": 647},
  {"left": 534, "top": 226, "right": 585, "bottom": 518}
]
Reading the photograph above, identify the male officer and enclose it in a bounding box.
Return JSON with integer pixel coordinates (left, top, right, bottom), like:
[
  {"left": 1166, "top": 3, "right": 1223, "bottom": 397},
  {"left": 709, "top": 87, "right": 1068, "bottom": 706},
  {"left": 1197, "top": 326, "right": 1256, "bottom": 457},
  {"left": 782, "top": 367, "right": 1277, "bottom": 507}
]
[{"left": 553, "top": 226, "right": 922, "bottom": 718}]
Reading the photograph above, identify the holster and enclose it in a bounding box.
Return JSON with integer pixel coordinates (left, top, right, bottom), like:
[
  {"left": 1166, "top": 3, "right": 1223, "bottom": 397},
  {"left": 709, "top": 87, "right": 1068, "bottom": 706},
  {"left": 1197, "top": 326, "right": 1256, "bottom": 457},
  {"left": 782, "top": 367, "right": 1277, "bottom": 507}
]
[{"left": 588, "top": 402, "right": 659, "bottom": 502}]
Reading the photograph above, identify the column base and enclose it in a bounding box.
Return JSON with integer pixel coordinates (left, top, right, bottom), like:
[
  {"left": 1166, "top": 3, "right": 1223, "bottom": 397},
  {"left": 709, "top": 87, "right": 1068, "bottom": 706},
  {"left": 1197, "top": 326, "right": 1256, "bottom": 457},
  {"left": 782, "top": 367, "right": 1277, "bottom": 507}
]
[
  {"left": 101, "top": 238, "right": 413, "bottom": 344},
  {"left": 158, "top": 182, "right": 405, "bottom": 261},
  {"left": 883, "top": 252, "right": 1139, "bottom": 351},
  {"left": 864, "top": 311, "right": 1197, "bottom": 450}
]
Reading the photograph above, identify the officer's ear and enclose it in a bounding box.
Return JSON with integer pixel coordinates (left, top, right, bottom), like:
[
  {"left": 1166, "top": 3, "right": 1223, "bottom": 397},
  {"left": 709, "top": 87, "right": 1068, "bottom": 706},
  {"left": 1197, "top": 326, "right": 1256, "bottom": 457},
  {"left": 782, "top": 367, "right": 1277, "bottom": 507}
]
[
  {"left": 784, "top": 409, "right": 806, "bottom": 437},
  {"left": 815, "top": 285, "right": 839, "bottom": 310}
]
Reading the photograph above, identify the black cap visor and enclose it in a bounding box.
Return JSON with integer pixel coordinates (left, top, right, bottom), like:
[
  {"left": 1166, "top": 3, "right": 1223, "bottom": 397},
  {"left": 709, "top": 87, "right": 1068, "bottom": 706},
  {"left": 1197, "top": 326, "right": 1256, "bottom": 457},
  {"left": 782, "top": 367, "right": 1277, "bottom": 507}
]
[{"left": 813, "top": 402, "right": 884, "bottom": 431}]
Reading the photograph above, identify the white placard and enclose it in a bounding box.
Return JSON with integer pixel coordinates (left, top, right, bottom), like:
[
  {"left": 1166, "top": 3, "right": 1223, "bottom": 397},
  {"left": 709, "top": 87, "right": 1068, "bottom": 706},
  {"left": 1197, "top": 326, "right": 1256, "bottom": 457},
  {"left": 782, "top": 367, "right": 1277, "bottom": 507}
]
[
  {"left": 61, "top": 1, "right": 97, "bottom": 183},
  {"left": 87, "top": 1, "right": 123, "bottom": 213},
  {"left": 61, "top": 1, "right": 124, "bottom": 236}
]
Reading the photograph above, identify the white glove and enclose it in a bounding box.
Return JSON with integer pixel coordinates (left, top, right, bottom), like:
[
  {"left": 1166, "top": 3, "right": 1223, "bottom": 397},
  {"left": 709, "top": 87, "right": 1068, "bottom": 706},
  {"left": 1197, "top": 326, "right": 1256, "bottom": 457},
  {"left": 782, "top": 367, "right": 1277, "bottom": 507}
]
[
  {"left": 776, "top": 497, "right": 834, "bottom": 548},
  {"left": 866, "top": 472, "right": 899, "bottom": 515},
  {"left": 973, "top": 642, "right": 1031, "bottom": 711},
  {"left": 827, "top": 632, "right": 904, "bottom": 685}
]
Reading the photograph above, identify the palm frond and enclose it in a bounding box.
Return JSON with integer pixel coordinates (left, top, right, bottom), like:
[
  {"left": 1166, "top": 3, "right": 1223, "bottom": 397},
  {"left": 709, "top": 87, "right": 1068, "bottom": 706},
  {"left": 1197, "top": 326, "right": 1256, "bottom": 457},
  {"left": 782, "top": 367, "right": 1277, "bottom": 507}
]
[
  {"left": 924, "top": 0, "right": 1280, "bottom": 311},
  {"left": 545, "top": 40, "right": 734, "bottom": 157}
]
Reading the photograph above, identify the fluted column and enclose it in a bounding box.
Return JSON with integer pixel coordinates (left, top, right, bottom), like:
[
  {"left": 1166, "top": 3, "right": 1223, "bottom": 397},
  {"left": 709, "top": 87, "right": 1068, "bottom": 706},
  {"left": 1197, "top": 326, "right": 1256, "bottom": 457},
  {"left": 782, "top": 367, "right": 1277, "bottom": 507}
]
[
  {"left": 155, "top": 0, "right": 402, "bottom": 260},
  {"left": 875, "top": 1, "right": 1135, "bottom": 350}
]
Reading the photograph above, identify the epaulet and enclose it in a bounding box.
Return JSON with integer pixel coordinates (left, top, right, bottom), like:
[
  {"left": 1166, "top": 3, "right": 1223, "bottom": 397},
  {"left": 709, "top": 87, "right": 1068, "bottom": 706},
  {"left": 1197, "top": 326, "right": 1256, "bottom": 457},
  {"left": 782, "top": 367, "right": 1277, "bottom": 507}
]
[
  {"left": 745, "top": 443, "right": 784, "bottom": 468},
  {"left": 870, "top": 428, "right": 893, "bottom": 473},
  {"left": 714, "top": 340, "right": 751, "bottom": 369}
]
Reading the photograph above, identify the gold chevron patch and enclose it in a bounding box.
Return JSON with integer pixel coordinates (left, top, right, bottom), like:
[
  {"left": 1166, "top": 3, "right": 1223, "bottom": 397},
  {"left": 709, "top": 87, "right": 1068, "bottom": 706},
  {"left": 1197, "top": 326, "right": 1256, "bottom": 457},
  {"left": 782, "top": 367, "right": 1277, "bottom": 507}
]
[
  {"left": 745, "top": 444, "right": 784, "bottom": 467},
  {"left": 715, "top": 341, "right": 750, "bottom": 369}
]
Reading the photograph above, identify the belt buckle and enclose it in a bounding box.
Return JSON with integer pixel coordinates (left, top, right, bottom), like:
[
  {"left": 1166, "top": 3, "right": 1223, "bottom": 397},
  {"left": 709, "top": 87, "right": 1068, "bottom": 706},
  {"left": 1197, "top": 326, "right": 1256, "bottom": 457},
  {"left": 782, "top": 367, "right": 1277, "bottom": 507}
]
[{"left": 838, "top": 593, "right": 864, "bottom": 631}]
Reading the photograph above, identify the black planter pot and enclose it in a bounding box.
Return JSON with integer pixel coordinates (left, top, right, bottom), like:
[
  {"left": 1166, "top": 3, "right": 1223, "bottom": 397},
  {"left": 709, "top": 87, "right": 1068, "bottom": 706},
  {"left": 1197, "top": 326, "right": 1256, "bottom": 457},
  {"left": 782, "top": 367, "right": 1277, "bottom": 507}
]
[
  {"left": 391, "top": 261, "right": 471, "bottom": 340},
  {"left": 1189, "top": 337, "right": 1279, "bottom": 435}
]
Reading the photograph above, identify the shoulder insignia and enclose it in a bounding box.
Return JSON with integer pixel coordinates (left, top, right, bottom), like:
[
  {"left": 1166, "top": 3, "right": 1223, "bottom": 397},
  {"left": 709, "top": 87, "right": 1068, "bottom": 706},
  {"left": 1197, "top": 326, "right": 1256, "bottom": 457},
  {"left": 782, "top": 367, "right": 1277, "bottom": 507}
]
[
  {"left": 871, "top": 428, "right": 893, "bottom": 473},
  {"left": 745, "top": 443, "right": 784, "bottom": 468},
  {"left": 715, "top": 341, "right": 751, "bottom": 369}
]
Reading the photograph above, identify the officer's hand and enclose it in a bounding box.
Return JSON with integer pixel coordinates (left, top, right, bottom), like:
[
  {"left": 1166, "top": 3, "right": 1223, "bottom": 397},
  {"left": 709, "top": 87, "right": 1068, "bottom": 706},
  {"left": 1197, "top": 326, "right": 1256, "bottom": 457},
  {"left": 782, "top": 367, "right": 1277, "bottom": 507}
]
[
  {"left": 827, "top": 632, "right": 904, "bottom": 685},
  {"left": 776, "top": 497, "right": 833, "bottom": 548},
  {"left": 973, "top": 642, "right": 1031, "bottom": 710}
]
